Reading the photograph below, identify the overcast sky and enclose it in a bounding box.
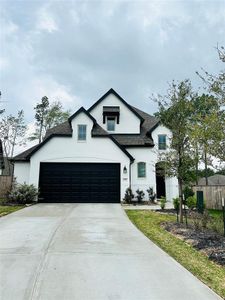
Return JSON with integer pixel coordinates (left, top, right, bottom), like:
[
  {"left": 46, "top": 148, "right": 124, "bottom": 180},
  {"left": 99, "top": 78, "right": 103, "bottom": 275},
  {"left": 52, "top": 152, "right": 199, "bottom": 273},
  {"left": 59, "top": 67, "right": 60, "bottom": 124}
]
[{"left": 1, "top": 0, "right": 225, "bottom": 123}]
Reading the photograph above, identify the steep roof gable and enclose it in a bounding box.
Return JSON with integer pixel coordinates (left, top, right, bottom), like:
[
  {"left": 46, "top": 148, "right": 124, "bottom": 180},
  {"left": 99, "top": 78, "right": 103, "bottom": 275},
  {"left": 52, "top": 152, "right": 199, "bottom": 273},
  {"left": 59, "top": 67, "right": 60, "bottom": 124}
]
[
  {"left": 68, "top": 106, "right": 96, "bottom": 125},
  {"left": 13, "top": 91, "right": 160, "bottom": 161},
  {"left": 88, "top": 88, "right": 144, "bottom": 123}
]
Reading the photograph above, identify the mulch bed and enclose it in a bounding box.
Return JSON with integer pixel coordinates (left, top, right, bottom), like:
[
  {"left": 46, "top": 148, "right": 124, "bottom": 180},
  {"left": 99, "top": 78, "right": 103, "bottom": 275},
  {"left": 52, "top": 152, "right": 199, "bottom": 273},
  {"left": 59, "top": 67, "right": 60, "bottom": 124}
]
[{"left": 162, "top": 221, "right": 225, "bottom": 267}]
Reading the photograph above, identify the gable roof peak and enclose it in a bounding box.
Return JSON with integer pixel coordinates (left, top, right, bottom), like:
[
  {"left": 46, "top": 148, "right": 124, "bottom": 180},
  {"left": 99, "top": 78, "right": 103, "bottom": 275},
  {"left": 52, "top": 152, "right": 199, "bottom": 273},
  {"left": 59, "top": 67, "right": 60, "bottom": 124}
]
[
  {"left": 88, "top": 89, "right": 144, "bottom": 123},
  {"left": 68, "top": 106, "right": 96, "bottom": 125}
]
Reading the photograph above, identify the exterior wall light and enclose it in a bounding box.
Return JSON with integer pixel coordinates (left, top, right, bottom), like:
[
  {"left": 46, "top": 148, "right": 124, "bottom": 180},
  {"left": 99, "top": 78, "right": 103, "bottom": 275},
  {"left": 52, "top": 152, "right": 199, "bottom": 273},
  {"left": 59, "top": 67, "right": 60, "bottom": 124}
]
[{"left": 123, "top": 166, "right": 127, "bottom": 174}]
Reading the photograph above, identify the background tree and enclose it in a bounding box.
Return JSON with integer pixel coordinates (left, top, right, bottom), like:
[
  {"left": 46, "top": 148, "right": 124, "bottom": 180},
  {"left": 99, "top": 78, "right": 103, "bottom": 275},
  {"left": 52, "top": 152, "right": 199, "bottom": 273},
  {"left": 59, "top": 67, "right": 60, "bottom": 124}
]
[
  {"left": 0, "top": 110, "right": 27, "bottom": 170},
  {"left": 0, "top": 91, "right": 5, "bottom": 115},
  {"left": 196, "top": 46, "right": 225, "bottom": 166},
  {"left": 197, "top": 45, "right": 225, "bottom": 106},
  {"left": 30, "top": 96, "right": 49, "bottom": 143},
  {"left": 190, "top": 94, "right": 222, "bottom": 185},
  {"left": 30, "top": 97, "right": 70, "bottom": 143},
  {"left": 152, "top": 80, "right": 195, "bottom": 222}
]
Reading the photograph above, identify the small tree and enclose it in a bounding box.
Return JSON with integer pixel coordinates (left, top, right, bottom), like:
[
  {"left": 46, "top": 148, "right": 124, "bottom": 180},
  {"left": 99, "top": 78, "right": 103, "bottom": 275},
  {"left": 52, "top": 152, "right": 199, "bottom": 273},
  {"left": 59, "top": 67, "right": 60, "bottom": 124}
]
[{"left": 152, "top": 80, "right": 195, "bottom": 222}]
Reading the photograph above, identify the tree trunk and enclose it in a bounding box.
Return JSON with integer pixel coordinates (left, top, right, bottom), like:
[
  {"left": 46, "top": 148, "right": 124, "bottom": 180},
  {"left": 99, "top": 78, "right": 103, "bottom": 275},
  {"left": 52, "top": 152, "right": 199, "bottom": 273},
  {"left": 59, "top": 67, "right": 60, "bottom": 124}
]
[
  {"left": 178, "top": 177, "right": 183, "bottom": 223},
  {"left": 204, "top": 146, "right": 208, "bottom": 186},
  {"left": 195, "top": 144, "right": 199, "bottom": 185},
  {"left": 10, "top": 125, "right": 18, "bottom": 158},
  {"left": 39, "top": 121, "right": 43, "bottom": 144}
]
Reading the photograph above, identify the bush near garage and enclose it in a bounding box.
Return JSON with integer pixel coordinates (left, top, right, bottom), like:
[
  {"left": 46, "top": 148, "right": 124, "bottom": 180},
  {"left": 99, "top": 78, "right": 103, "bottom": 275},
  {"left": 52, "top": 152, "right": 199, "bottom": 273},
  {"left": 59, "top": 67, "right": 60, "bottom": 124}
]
[{"left": 7, "top": 182, "right": 39, "bottom": 205}]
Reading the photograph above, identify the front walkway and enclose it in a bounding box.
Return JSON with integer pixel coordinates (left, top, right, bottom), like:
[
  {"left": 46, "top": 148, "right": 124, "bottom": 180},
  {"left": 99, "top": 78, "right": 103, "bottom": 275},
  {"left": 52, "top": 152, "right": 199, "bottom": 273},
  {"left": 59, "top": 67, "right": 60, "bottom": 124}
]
[
  {"left": 123, "top": 201, "right": 174, "bottom": 210},
  {"left": 0, "top": 204, "right": 221, "bottom": 300}
]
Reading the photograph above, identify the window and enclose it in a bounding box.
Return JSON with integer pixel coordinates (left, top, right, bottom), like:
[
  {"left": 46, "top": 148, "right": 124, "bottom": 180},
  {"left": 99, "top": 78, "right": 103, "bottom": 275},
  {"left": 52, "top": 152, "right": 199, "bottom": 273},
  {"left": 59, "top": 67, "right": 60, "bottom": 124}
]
[
  {"left": 158, "top": 135, "right": 166, "bottom": 150},
  {"left": 78, "top": 125, "right": 87, "bottom": 141},
  {"left": 137, "top": 162, "right": 146, "bottom": 178},
  {"left": 107, "top": 117, "right": 115, "bottom": 131}
]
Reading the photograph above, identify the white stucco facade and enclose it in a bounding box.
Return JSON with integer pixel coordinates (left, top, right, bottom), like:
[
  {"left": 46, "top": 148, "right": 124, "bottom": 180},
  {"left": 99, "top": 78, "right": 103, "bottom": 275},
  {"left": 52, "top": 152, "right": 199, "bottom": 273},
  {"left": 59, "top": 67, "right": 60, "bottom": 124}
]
[
  {"left": 14, "top": 162, "right": 30, "bottom": 184},
  {"left": 90, "top": 93, "right": 141, "bottom": 134},
  {"left": 13, "top": 89, "right": 179, "bottom": 203}
]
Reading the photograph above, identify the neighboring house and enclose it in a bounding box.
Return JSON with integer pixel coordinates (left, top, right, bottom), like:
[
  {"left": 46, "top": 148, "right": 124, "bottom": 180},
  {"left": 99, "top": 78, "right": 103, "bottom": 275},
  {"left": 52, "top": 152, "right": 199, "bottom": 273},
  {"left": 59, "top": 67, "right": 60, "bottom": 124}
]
[
  {"left": 193, "top": 175, "right": 225, "bottom": 209},
  {"left": 197, "top": 174, "right": 225, "bottom": 186},
  {"left": 13, "top": 89, "right": 178, "bottom": 203}
]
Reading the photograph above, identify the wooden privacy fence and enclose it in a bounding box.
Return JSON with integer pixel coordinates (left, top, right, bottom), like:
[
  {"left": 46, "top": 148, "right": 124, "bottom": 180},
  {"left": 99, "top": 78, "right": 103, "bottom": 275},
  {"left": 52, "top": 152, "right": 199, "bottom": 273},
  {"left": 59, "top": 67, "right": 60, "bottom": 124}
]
[
  {"left": 0, "top": 176, "right": 12, "bottom": 198},
  {"left": 193, "top": 185, "right": 225, "bottom": 210}
]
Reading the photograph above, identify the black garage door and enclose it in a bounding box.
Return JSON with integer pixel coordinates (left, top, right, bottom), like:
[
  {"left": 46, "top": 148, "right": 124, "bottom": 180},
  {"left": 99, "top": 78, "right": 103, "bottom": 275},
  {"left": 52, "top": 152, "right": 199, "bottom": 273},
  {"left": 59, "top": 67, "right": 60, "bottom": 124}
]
[{"left": 39, "top": 162, "right": 120, "bottom": 203}]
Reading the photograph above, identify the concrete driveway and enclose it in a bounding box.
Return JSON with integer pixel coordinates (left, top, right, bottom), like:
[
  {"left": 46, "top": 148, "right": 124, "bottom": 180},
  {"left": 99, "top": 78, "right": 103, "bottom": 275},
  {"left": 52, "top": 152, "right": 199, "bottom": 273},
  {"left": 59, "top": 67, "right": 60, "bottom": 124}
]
[{"left": 0, "top": 204, "right": 221, "bottom": 300}]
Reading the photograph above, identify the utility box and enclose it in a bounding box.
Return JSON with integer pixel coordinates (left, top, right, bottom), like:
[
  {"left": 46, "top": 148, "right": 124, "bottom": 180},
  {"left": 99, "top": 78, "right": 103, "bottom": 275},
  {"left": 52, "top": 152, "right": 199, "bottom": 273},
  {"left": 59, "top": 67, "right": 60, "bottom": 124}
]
[{"left": 196, "top": 191, "right": 204, "bottom": 214}]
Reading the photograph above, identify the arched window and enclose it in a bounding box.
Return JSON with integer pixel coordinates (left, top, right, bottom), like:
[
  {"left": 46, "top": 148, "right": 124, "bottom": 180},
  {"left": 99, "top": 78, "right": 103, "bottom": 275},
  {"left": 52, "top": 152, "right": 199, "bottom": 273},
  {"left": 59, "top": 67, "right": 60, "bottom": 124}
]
[{"left": 137, "top": 162, "right": 146, "bottom": 178}]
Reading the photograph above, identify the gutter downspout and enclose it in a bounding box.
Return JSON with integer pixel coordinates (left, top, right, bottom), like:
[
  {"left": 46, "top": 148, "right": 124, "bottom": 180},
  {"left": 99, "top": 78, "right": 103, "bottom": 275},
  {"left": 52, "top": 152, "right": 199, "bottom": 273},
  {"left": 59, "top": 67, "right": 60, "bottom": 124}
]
[{"left": 129, "top": 160, "right": 134, "bottom": 189}]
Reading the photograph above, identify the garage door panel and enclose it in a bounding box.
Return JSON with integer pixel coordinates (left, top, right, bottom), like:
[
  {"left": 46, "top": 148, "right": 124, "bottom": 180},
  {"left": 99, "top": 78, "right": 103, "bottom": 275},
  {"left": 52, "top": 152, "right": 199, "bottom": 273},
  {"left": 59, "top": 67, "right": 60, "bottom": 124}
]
[{"left": 39, "top": 163, "right": 120, "bottom": 203}]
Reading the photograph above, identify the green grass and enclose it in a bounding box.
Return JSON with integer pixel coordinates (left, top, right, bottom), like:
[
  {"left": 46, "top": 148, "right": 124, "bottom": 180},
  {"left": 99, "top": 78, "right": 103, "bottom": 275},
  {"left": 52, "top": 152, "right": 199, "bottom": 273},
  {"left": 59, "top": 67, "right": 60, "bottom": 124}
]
[
  {"left": 208, "top": 209, "right": 223, "bottom": 219},
  {"left": 126, "top": 210, "right": 225, "bottom": 298},
  {"left": 0, "top": 205, "right": 24, "bottom": 217}
]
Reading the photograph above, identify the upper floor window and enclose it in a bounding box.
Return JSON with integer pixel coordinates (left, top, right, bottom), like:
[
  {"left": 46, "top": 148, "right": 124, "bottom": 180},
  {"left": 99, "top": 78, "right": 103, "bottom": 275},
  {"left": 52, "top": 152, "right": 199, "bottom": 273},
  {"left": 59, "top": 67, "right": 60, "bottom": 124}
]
[
  {"left": 103, "top": 106, "right": 120, "bottom": 125},
  {"left": 78, "top": 125, "right": 87, "bottom": 141},
  {"left": 137, "top": 162, "right": 146, "bottom": 178},
  {"left": 158, "top": 134, "right": 166, "bottom": 150},
  {"left": 107, "top": 117, "right": 115, "bottom": 131}
]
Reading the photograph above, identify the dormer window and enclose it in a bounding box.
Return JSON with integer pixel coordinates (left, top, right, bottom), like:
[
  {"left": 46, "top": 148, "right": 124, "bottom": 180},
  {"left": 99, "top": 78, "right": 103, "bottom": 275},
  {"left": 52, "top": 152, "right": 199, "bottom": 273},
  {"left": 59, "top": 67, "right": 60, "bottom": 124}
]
[
  {"left": 103, "top": 106, "right": 120, "bottom": 125},
  {"left": 107, "top": 117, "right": 116, "bottom": 131},
  {"left": 78, "top": 125, "right": 87, "bottom": 141}
]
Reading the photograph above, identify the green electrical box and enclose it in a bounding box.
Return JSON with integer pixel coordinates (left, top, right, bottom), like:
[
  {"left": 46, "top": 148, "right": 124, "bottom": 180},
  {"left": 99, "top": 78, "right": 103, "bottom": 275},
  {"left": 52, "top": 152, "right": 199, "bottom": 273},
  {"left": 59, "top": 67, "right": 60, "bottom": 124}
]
[{"left": 196, "top": 191, "right": 204, "bottom": 214}]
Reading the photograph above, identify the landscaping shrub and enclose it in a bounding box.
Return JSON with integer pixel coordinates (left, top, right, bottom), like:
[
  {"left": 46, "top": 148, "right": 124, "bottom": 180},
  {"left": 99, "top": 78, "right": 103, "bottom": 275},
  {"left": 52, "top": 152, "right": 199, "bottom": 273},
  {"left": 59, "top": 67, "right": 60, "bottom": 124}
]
[
  {"left": 201, "top": 211, "right": 210, "bottom": 229},
  {"left": 173, "top": 197, "right": 180, "bottom": 211},
  {"left": 160, "top": 196, "right": 166, "bottom": 210},
  {"left": 8, "top": 183, "right": 39, "bottom": 205},
  {"left": 191, "top": 211, "right": 202, "bottom": 231},
  {"left": 186, "top": 195, "right": 197, "bottom": 210},
  {"left": 146, "top": 187, "right": 156, "bottom": 203},
  {"left": 0, "top": 198, "right": 9, "bottom": 206},
  {"left": 136, "top": 189, "right": 145, "bottom": 204},
  {"left": 190, "top": 210, "right": 211, "bottom": 231},
  {"left": 123, "top": 187, "right": 134, "bottom": 204},
  {"left": 210, "top": 218, "right": 224, "bottom": 235}
]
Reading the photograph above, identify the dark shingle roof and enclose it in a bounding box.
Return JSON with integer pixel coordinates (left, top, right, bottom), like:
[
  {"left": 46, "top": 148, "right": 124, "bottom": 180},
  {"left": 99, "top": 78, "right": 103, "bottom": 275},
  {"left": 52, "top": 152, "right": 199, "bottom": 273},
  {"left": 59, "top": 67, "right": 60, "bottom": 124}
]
[
  {"left": 13, "top": 105, "right": 159, "bottom": 161},
  {"left": 44, "top": 121, "right": 72, "bottom": 139},
  {"left": 197, "top": 175, "right": 225, "bottom": 186},
  {"left": 13, "top": 145, "right": 40, "bottom": 161},
  {"left": 92, "top": 124, "right": 108, "bottom": 136},
  {"left": 111, "top": 107, "right": 159, "bottom": 147}
]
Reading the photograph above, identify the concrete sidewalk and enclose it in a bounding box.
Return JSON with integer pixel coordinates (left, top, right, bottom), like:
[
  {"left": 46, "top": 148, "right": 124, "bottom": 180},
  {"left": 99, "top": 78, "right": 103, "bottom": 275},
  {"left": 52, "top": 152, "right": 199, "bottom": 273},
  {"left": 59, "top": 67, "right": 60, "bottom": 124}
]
[
  {"left": 123, "top": 201, "right": 174, "bottom": 210},
  {"left": 0, "top": 204, "right": 222, "bottom": 300}
]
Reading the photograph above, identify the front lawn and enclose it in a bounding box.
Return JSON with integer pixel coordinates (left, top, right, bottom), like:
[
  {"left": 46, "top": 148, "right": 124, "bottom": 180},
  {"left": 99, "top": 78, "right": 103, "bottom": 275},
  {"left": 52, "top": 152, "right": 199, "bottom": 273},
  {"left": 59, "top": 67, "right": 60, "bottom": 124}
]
[
  {"left": 126, "top": 210, "right": 225, "bottom": 299},
  {"left": 209, "top": 209, "right": 223, "bottom": 219},
  {"left": 0, "top": 205, "right": 25, "bottom": 217}
]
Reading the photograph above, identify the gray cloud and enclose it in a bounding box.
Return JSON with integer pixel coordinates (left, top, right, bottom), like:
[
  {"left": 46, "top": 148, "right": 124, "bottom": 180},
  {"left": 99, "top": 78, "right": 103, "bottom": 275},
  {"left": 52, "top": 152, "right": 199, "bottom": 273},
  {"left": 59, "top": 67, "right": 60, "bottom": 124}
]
[{"left": 1, "top": 0, "right": 225, "bottom": 122}]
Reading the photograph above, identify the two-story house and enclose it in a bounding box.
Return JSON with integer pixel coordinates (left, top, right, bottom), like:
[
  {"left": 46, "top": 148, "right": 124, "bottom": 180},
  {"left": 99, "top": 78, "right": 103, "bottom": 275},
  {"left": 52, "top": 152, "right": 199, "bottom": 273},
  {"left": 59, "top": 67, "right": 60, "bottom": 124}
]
[{"left": 13, "top": 89, "right": 178, "bottom": 203}]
